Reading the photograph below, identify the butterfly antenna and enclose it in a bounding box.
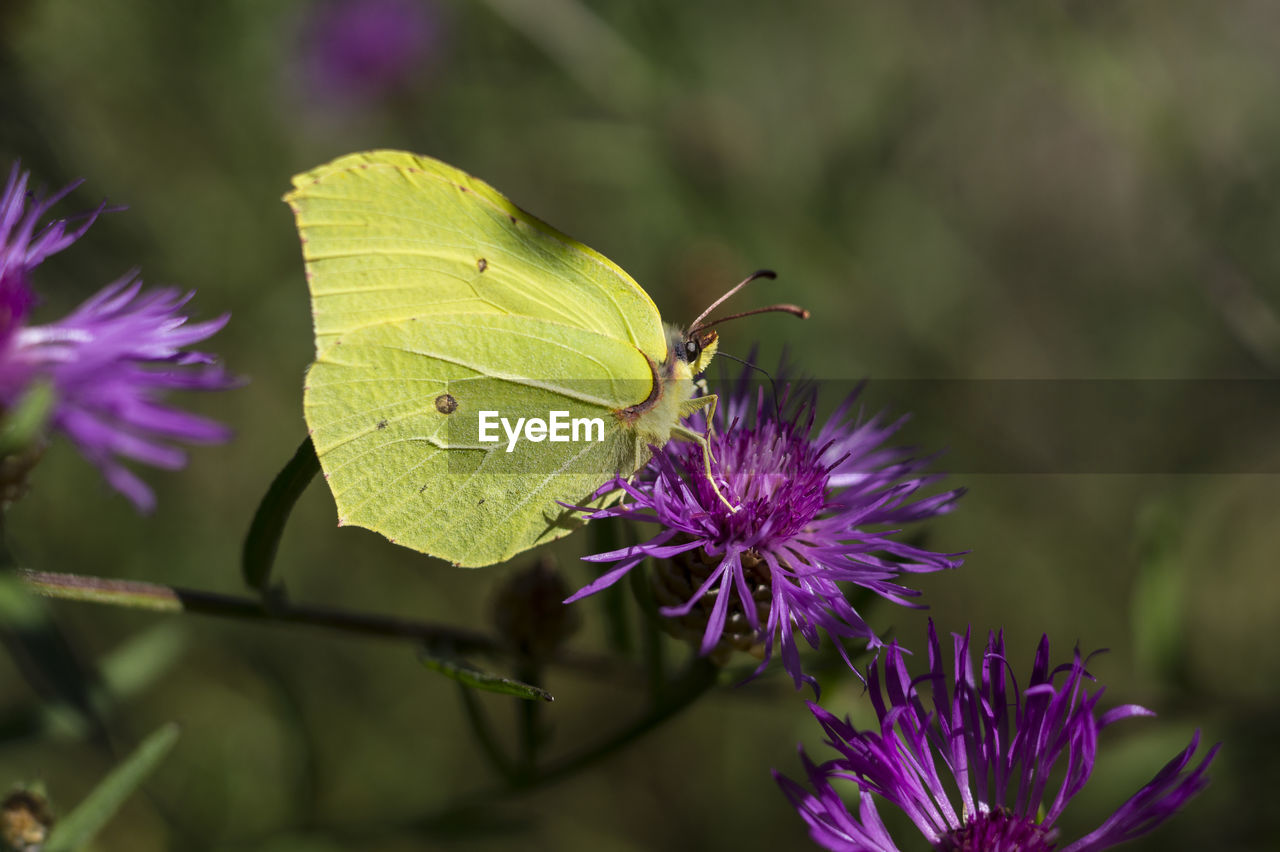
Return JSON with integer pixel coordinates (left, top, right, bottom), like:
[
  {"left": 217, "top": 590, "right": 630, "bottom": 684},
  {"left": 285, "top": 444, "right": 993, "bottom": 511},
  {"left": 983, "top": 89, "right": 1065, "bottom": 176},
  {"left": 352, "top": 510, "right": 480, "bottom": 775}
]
[
  {"left": 689, "top": 269, "right": 778, "bottom": 332},
  {"left": 714, "top": 352, "right": 783, "bottom": 421},
  {"left": 693, "top": 302, "right": 810, "bottom": 331}
]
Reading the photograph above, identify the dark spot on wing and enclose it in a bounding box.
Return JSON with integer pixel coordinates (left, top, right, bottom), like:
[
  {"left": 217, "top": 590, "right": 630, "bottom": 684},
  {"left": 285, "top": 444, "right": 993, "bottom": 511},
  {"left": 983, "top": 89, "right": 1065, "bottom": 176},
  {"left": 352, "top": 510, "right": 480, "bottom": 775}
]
[
  {"left": 508, "top": 214, "right": 517, "bottom": 225},
  {"left": 435, "top": 393, "right": 458, "bottom": 414},
  {"left": 376, "top": 419, "right": 388, "bottom": 430},
  {"left": 477, "top": 257, "right": 488, "bottom": 272}
]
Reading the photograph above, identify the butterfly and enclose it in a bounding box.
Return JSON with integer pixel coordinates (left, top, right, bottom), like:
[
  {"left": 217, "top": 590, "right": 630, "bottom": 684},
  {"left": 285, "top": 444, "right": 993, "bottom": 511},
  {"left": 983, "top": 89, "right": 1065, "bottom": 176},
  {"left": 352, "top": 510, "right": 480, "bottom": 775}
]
[{"left": 285, "top": 151, "right": 793, "bottom": 567}]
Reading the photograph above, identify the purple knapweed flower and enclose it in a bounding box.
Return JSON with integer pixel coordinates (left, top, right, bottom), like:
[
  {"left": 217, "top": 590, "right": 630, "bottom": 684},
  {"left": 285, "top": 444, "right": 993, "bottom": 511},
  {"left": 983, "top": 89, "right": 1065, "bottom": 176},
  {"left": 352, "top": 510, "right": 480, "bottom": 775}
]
[
  {"left": 776, "top": 621, "right": 1219, "bottom": 852},
  {"left": 568, "top": 368, "right": 964, "bottom": 691},
  {"left": 0, "top": 164, "right": 236, "bottom": 512},
  {"left": 295, "top": 0, "right": 442, "bottom": 109}
]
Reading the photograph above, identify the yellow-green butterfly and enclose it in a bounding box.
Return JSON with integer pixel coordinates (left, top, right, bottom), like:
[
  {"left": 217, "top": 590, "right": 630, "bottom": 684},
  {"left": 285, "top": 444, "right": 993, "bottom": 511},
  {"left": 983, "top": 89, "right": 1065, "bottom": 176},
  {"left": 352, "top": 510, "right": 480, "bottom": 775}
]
[{"left": 286, "top": 150, "right": 790, "bottom": 567}]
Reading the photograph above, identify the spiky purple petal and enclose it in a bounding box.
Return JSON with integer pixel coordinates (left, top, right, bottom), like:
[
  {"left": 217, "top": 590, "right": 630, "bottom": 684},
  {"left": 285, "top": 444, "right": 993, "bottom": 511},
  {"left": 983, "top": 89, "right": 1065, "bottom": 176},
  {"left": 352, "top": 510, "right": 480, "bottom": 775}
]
[
  {"left": 574, "top": 371, "right": 964, "bottom": 691},
  {"left": 0, "top": 165, "right": 237, "bottom": 511},
  {"left": 776, "top": 621, "right": 1218, "bottom": 851}
]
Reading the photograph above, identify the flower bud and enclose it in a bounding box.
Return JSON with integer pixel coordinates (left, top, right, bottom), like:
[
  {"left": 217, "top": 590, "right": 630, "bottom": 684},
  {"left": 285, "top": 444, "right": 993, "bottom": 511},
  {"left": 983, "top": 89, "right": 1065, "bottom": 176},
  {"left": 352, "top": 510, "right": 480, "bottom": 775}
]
[
  {"left": 1, "top": 789, "right": 53, "bottom": 852},
  {"left": 491, "top": 559, "right": 580, "bottom": 663}
]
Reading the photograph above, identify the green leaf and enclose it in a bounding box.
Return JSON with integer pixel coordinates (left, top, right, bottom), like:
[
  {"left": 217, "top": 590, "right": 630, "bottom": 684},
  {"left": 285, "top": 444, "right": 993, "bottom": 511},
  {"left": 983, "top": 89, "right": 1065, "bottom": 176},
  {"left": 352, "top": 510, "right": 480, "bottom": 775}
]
[
  {"left": 0, "top": 622, "right": 186, "bottom": 745},
  {"left": 241, "top": 436, "right": 319, "bottom": 592},
  {"left": 98, "top": 622, "right": 187, "bottom": 700},
  {"left": 44, "top": 723, "right": 180, "bottom": 851},
  {"left": 418, "top": 646, "right": 553, "bottom": 702}
]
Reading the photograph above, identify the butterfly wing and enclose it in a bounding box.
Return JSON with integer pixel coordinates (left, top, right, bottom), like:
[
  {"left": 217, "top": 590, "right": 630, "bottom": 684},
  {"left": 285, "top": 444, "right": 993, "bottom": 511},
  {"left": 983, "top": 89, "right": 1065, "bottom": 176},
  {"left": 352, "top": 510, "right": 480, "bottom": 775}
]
[
  {"left": 287, "top": 151, "right": 668, "bottom": 566},
  {"left": 286, "top": 150, "right": 667, "bottom": 358},
  {"left": 305, "top": 312, "right": 656, "bottom": 566}
]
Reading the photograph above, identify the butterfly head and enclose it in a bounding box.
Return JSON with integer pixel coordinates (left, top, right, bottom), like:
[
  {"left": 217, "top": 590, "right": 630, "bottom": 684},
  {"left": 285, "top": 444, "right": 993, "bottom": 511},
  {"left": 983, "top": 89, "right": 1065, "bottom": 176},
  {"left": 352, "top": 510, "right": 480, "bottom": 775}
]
[
  {"left": 681, "top": 270, "right": 807, "bottom": 378},
  {"left": 678, "top": 328, "right": 719, "bottom": 376}
]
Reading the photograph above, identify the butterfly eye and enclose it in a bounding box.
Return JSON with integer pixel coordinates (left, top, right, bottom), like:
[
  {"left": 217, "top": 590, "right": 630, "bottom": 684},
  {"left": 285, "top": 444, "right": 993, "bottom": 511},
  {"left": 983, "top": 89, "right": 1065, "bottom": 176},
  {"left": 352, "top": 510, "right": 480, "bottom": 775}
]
[{"left": 682, "top": 338, "right": 701, "bottom": 362}]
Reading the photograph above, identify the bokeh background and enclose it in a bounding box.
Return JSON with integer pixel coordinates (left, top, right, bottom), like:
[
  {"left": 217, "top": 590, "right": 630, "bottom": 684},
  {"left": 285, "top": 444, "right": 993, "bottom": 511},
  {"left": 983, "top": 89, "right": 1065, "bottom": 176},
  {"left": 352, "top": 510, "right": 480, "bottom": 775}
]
[{"left": 2, "top": 1, "right": 1275, "bottom": 849}]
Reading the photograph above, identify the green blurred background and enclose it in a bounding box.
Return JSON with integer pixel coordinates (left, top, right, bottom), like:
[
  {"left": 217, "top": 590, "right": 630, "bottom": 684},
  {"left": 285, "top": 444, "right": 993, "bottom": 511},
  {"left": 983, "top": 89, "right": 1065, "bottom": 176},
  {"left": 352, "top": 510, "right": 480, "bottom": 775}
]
[{"left": 1, "top": 1, "right": 1274, "bottom": 849}]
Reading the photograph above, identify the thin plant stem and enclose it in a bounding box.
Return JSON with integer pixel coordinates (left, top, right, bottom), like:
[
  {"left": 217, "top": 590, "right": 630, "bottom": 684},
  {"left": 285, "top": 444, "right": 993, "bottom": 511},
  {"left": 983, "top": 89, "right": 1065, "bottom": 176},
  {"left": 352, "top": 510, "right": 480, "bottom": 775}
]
[
  {"left": 524, "top": 656, "right": 717, "bottom": 789},
  {"left": 513, "top": 660, "right": 543, "bottom": 778},
  {"left": 589, "top": 517, "right": 632, "bottom": 655},
  {"left": 457, "top": 684, "right": 519, "bottom": 785},
  {"left": 417, "top": 655, "right": 719, "bottom": 828},
  {"left": 628, "top": 560, "right": 666, "bottom": 702},
  {"left": 17, "top": 569, "right": 631, "bottom": 679},
  {"left": 20, "top": 567, "right": 493, "bottom": 648}
]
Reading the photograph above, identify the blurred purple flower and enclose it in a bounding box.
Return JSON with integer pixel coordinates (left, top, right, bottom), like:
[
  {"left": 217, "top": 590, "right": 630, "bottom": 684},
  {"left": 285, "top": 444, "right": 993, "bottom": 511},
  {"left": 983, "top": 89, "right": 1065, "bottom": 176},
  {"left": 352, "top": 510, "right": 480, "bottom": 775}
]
[
  {"left": 0, "top": 169, "right": 96, "bottom": 347},
  {"left": 0, "top": 164, "right": 237, "bottom": 512},
  {"left": 569, "top": 367, "right": 964, "bottom": 692},
  {"left": 776, "top": 621, "right": 1218, "bottom": 852},
  {"left": 297, "top": 0, "right": 441, "bottom": 106}
]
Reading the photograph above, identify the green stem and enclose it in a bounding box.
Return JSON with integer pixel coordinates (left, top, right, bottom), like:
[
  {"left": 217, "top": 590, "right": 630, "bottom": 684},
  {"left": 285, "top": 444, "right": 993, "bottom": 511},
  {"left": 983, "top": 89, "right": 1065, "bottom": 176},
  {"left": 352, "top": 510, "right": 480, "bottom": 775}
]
[
  {"left": 457, "top": 684, "right": 519, "bottom": 785},
  {"left": 17, "top": 569, "right": 633, "bottom": 680},
  {"left": 521, "top": 656, "right": 716, "bottom": 789},
  {"left": 629, "top": 561, "right": 666, "bottom": 702},
  {"left": 20, "top": 568, "right": 496, "bottom": 653},
  {"left": 589, "top": 518, "right": 632, "bottom": 655},
  {"left": 0, "top": 380, "right": 53, "bottom": 457},
  {"left": 418, "top": 655, "right": 719, "bottom": 827},
  {"left": 513, "top": 660, "right": 544, "bottom": 778},
  {"left": 241, "top": 436, "right": 320, "bottom": 593}
]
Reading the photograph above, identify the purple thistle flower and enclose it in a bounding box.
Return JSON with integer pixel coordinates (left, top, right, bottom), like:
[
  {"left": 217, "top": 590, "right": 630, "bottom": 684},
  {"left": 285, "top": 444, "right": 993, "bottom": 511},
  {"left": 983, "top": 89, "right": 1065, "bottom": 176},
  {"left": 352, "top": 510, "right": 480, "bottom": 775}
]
[
  {"left": 296, "top": 0, "right": 442, "bottom": 108},
  {"left": 0, "top": 166, "right": 101, "bottom": 345},
  {"left": 568, "top": 368, "right": 964, "bottom": 691},
  {"left": 0, "top": 164, "right": 237, "bottom": 512},
  {"left": 775, "top": 621, "right": 1219, "bottom": 852}
]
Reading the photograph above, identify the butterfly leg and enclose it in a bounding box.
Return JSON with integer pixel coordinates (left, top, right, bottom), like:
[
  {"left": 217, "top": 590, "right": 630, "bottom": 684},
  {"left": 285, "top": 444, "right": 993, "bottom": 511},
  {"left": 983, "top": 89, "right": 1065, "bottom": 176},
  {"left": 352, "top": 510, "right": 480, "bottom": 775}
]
[
  {"left": 680, "top": 391, "right": 718, "bottom": 433},
  {"left": 672, "top": 422, "right": 739, "bottom": 514},
  {"left": 699, "top": 391, "right": 719, "bottom": 438}
]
